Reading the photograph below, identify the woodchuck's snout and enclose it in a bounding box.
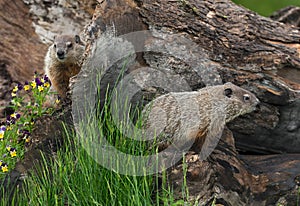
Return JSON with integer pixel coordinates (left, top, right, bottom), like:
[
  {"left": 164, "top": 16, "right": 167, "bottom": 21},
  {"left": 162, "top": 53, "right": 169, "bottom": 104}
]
[{"left": 56, "top": 49, "right": 65, "bottom": 60}]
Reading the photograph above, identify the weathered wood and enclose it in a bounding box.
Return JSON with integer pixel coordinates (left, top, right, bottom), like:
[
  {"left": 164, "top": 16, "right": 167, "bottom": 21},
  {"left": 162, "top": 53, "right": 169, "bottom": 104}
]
[
  {"left": 79, "top": 0, "right": 300, "bottom": 204},
  {"left": 138, "top": 0, "right": 300, "bottom": 154},
  {"left": 89, "top": 0, "right": 300, "bottom": 154},
  {"left": 164, "top": 128, "right": 300, "bottom": 205},
  {"left": 270, "top": 6, "right": 300, "bottom": 27}
]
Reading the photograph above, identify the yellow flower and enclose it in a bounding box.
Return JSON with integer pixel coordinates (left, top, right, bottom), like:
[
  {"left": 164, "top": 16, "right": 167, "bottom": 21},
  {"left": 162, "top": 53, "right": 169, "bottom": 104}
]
[
  {"left": 10, "top": 113, "right": 16, "bottom": 118},
  {"left": 1, "top": 165, "right": 8, "bottom": 173},
  {"left": 6, "top": 145, "right": 11, "bottom": 151},
  {"left": 24, "top": 84, "right": 30, "bottom": 91},
  {"left": 0, "top": 131, "right": 4, "bottom": 140},
  {"left": 38, "top": 85, "right": 44, "bottom": 92},
  {"left": 55, "top": 99, "right": 60, "bottom": 104},
  {"left": 31, "top": 81, "right": 37, "bottom": 89},
  {"left": 11, "top": 92, "right": 16, "bottom": 97},
  {"left": 6, "top": 126, "right": 12, "bottom": 131},
  {"left": 25, "top": 137, "right": 30, "bottom": 143},
  {"left": 44, "top": 82, "right": 50, "bottom": 88},
  {"left": 12, "top": 86, "right": 18, "bottom": 92},
  {"left": 10, "top": 150, "right": 17, "bottom": 157}
]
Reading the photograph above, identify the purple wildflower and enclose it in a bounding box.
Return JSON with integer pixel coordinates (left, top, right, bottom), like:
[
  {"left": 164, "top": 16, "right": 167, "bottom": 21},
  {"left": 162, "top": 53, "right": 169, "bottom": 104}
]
[
  {"left": 35, "top": 78, "right": 43, "bottom": 86},
  {"left": 22, "top": 130, "right": 31, "bottom": 138},
  {"left": 43, "top": 75, "right": 50, "bottom": 83},
  {"left": 6, "top": 116, "right": 15, "bottom": 125},
  {"left": 17, "top": 83, "right": 23, "bottom": 91},
  {"left": 0, "top": 125, "right": 6, "bottom": 131}
]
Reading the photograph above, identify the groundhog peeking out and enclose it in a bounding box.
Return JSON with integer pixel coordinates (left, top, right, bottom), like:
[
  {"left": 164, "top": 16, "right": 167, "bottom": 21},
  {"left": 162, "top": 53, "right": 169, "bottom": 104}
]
[{"left": 44, "top": 34, "right": 85, "bottom": 98}]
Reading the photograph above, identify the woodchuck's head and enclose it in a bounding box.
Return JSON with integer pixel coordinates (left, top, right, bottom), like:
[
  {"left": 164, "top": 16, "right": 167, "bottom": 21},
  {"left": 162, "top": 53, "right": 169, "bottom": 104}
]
[
  {"left": 52, "top": 35, "right": 84, "bottom": 62},
  {"left": 221, "top": 82, "right": 259, "bottom": 122}
]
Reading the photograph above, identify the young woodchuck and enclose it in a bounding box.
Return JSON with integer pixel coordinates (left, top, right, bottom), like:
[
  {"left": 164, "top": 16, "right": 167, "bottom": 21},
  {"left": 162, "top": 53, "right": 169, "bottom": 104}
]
[
  {"left": 44, "top": 34, "right": 85, "bottom": 98},
  {"left": 142, "top": 82, "right": 259, "bottom": 151}
]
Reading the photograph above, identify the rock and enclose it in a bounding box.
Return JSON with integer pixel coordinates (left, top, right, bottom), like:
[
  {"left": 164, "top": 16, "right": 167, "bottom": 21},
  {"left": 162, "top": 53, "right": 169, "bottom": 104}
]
[{"left": 24, "top": 0, "right": 94, "bottom": 43}]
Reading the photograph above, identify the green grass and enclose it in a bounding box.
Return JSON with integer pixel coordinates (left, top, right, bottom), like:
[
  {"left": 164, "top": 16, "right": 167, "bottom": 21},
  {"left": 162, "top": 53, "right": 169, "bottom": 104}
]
[
  {"left": 0, "top": 65, "right": 189, "bottom": 205},
  {"left": 232, "top": 0, "right": 300, "bottom": 17},
  {"left": 1, "top": 87, "right": 189, "bottom": 206},
  {"left": 18, "top": 134, "right": 153, "bottom": 205}
]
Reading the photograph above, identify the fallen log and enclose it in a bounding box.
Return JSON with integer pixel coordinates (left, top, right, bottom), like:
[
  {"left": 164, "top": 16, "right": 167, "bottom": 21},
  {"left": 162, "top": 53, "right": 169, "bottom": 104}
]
[
  {"left": 73, "top": 0, "right": 300, "bottom": 204},
  {"left": 87, "top": 0, "right": 300, "bottom": 154}
]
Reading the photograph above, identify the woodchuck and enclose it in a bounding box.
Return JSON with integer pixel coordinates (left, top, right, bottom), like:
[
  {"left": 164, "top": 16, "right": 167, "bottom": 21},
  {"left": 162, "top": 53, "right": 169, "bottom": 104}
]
[
  {"left": 44, "top": 34, "right": 85, "bottom": 98},
  {"left": 142, "top": 82, "right": 259, "bottom": 151}
]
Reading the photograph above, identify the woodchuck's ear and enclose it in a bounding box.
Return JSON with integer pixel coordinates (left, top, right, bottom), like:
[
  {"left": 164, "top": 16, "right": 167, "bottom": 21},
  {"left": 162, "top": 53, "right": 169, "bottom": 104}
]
[
  {"left": 75, "top": 35, "right": 81, "bottom": 44},
  {"left": 224, "top": 88, "right": 233, "bottom": 98}
]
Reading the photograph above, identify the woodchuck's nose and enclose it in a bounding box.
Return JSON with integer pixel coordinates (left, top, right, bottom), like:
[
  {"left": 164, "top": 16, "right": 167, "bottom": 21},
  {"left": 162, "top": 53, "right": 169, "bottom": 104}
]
[{"left": 56, "top": 50, "right": 65, "bottom": 59}]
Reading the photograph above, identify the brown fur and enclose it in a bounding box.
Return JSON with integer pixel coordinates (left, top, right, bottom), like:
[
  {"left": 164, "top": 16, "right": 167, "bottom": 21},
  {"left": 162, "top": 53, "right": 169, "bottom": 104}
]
[
  {"left": 142, "top": 82, "right": 259, "bottom": 151},
  {"left": 44, "top": 35, "right": 85, "bottom": 97}
]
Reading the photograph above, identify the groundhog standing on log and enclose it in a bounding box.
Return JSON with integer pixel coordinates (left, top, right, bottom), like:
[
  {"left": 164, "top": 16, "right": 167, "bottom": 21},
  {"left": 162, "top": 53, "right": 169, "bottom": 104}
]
[
  {"left": 44, "top": 35, "right": 85, "bottom": 98},
  {"left": 142, "top": 82, "right": 259, "bottom": 152}
]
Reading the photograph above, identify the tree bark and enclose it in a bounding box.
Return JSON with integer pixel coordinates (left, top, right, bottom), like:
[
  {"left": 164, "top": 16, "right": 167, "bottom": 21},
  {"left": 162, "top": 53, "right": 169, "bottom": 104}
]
[
  {"left": 76, "top": 0, "right": 300, "bottom": 204},
  {"left": 88, "top": 0, "right": 300, "bottom": 154}
]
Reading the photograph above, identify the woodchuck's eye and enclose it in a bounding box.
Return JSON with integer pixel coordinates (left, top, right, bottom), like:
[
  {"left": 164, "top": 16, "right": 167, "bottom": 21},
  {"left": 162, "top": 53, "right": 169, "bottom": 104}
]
[
  {"left": 243, "top": 94, "right": 250, "bottom": 102},
  {"left": 66, "top": 42, "right": 72, "bottom": 48},
  {"left": 75, "top": 35, "right": 80, "bottom": 44},
  {"left": 224, "top": 88, "right": 233, "bottom": 98},
  {"left": 54, "top": 44, "right": 56, "bottom": 48}
]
